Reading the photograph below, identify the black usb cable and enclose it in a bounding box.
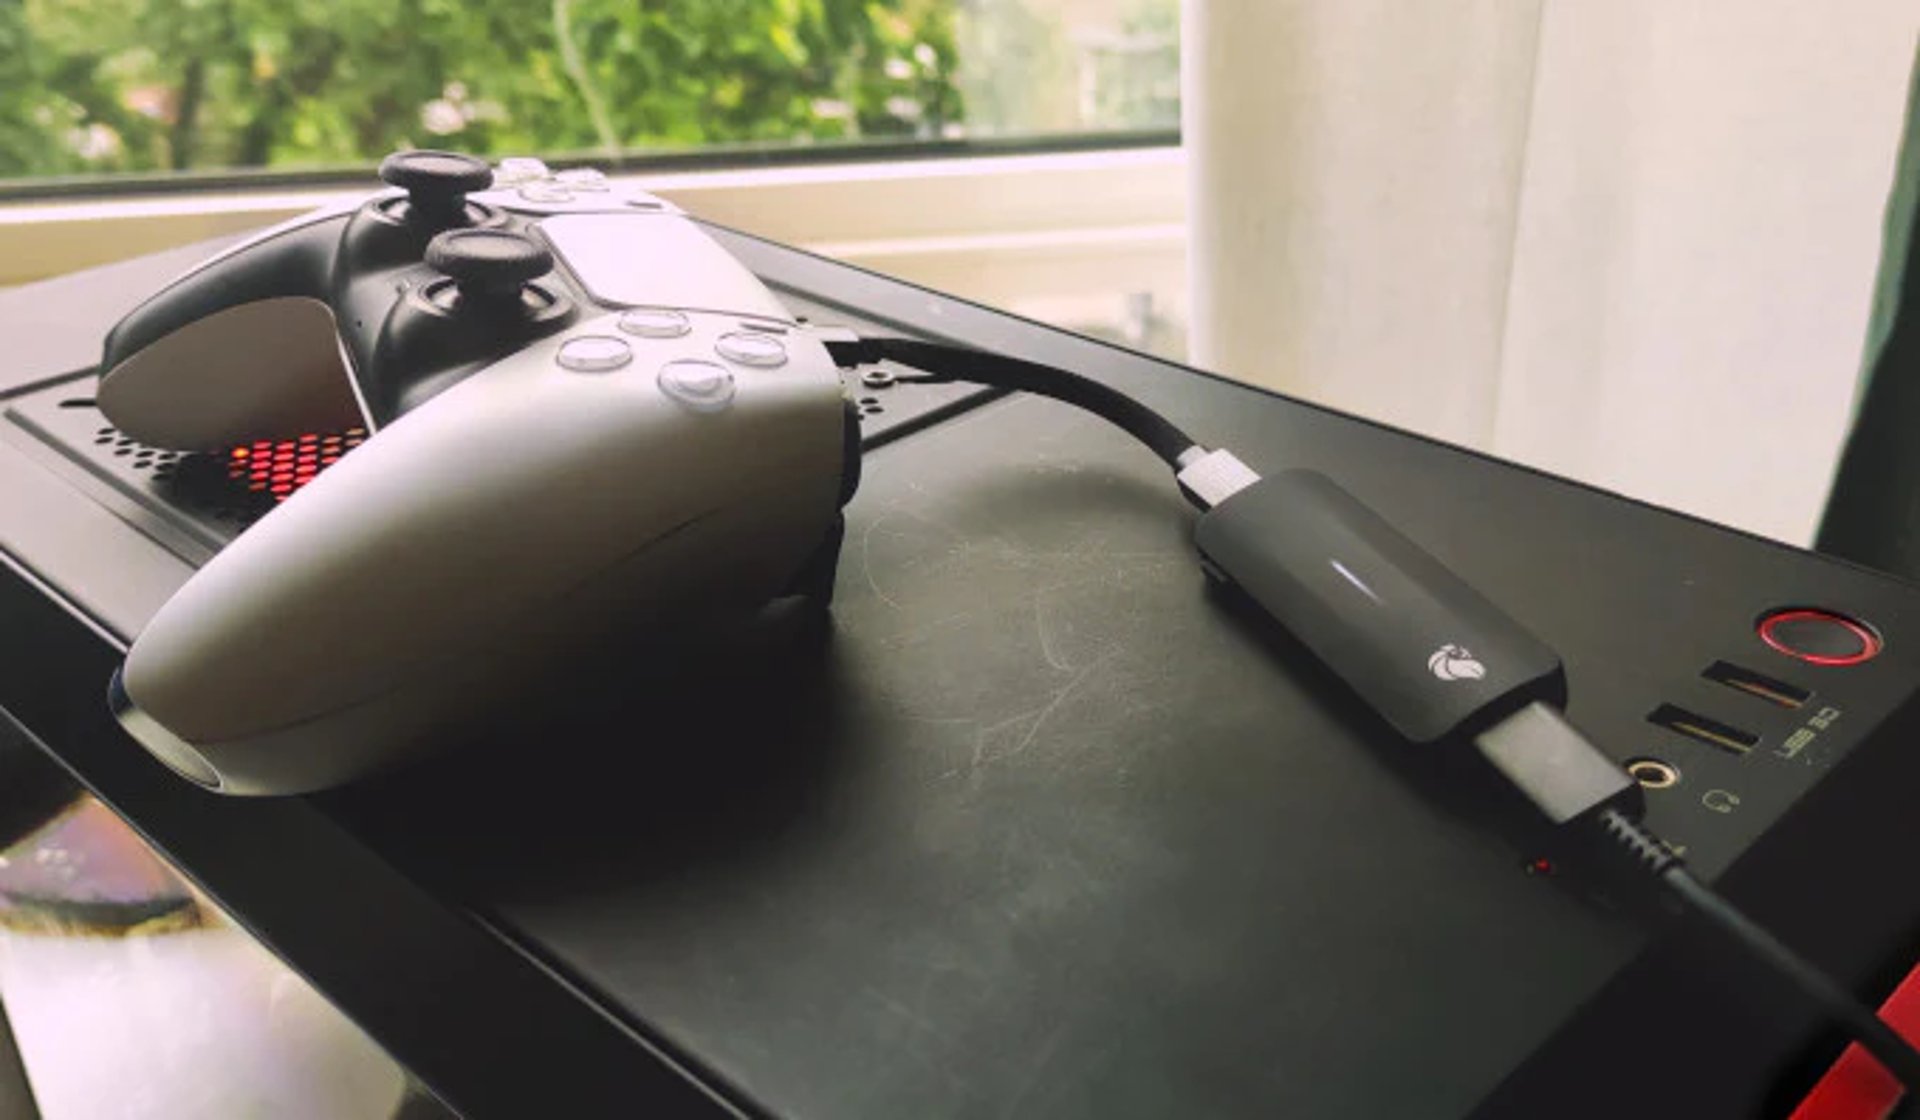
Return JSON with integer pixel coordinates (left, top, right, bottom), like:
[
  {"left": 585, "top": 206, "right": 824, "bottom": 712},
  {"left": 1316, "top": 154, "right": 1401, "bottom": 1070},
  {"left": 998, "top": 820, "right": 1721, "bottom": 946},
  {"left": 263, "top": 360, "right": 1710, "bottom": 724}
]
[{"left": 827, "top": 334, "right": 1920, "bottom": 1100}]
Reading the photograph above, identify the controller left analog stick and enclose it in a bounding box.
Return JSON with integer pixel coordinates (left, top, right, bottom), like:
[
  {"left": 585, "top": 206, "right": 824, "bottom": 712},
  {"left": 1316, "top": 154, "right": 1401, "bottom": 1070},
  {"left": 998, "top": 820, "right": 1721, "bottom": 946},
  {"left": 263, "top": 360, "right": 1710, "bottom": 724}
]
[
  {"left": 425, "top": 229, "right": 554, "bottom": 306},
  {"left": 377, "top": 149, "right": 494, "bottom": 226}
]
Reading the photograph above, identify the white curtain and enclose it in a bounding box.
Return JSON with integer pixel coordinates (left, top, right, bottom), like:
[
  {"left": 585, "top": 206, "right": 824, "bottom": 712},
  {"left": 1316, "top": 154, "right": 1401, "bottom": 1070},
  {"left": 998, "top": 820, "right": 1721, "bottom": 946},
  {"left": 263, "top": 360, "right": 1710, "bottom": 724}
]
[{"left": 1184, "top": 1, "right": 1920, "bottom": 544}]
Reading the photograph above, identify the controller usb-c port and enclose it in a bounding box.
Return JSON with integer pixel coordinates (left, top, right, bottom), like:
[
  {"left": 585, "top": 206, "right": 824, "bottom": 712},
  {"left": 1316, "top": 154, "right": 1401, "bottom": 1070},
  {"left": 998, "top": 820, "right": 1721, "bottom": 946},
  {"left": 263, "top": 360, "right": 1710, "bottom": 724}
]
[
  {"left": 1648, "top": 704, "right": 1758, "bottom": 755},
  {"left": 1702, "top": 661, "right": 1809, "bottom": 709}
]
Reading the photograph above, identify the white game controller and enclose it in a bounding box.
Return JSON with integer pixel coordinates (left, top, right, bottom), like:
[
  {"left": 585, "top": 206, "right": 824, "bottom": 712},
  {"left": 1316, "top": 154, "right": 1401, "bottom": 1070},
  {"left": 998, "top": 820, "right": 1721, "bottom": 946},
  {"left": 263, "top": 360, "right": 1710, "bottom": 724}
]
[{"left": 99, "top": 151, "right": 856, "bottom": 794}]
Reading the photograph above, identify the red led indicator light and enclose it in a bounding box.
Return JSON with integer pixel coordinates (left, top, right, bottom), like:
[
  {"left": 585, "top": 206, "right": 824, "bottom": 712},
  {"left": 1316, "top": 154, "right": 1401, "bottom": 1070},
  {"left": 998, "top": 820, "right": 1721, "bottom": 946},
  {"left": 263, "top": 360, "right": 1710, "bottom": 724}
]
[
  {"left": 219, "top": 428, "right": 366, "bottom": 504},
  {"left": 1757, "top": 609, "right": 1882, "bottom": 667}
]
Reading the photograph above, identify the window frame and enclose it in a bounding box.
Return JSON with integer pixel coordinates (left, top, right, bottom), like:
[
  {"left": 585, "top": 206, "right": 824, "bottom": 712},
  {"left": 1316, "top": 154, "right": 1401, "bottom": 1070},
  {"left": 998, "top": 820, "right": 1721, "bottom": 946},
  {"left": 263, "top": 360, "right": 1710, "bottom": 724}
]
[{"left": 0, "top": 145, "right": 1189, "bottom": 336}]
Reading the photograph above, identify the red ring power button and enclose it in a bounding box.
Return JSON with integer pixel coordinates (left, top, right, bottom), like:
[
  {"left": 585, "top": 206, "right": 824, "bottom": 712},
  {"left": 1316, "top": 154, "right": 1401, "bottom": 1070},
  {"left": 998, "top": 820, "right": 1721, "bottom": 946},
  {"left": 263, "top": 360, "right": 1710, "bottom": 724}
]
[{"left": 1758, "top": 609, "right": 1882, "bottom": 667}]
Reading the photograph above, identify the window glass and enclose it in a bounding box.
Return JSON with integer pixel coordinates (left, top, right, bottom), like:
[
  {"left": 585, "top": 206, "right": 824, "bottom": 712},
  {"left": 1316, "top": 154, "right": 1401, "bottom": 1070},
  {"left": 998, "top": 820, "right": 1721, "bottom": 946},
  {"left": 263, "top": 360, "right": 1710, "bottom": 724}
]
[{"left": 0, "top": 0, "right": 1178, "bottom": 186}]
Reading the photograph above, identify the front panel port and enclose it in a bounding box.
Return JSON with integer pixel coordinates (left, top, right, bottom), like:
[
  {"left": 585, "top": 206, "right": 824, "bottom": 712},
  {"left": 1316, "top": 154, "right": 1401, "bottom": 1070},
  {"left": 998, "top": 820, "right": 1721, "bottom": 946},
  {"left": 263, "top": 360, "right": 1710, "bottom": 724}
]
[
  {"left": 1702, "top": 661, "right": 1810, "bottom": 709},
  {"left": 1648, "top": 704, "right": 1758, "bottom": 755},
  {"left": 1624, "top": 758, "right": 1680, "bottom": 789}
]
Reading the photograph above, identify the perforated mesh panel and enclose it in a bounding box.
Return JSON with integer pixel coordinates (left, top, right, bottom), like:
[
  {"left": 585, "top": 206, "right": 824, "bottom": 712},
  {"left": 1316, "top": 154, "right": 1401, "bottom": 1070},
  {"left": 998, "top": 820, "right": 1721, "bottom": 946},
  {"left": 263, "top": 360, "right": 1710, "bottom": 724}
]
[
  {"left": 75, "top": 408, "right": 369, "bottom": 531},
  {"left": 226, "top": 430, "right": 369, "bottom": 501}
]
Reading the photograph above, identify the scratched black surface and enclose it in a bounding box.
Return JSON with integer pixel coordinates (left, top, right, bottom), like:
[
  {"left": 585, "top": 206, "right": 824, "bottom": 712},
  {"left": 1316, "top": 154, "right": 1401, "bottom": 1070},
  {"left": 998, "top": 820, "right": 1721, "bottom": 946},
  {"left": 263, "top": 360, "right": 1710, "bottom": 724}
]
[
  {"left": 318, "top": 303, "right": 1920, "bottom": 1119},
  {"left": 325, "top": 394, "right": 1617, "bottom": 1119}
]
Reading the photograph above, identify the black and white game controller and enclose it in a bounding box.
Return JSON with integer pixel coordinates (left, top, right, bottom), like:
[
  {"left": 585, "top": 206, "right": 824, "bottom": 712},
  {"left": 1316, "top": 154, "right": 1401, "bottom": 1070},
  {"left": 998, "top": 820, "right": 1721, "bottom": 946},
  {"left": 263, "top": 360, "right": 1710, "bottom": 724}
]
[{"left": 100, "top": 150, "right": 858, "bottom": 793}]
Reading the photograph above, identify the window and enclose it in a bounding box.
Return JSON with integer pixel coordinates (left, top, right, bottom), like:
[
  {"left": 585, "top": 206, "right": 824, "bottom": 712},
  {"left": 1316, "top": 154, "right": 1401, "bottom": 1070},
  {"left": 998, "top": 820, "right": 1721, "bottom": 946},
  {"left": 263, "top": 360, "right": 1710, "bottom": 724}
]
[{"left": 0, "top": 0, "right": 1178, "bottom": 191}]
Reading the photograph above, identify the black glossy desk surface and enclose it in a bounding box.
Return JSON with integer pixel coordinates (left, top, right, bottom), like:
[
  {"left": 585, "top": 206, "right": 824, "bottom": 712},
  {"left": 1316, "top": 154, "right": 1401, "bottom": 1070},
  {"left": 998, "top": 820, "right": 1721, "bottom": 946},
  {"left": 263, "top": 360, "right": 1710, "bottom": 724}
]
[{"left": 6, "top": 229, "right": 1920, "bottom": 1119}]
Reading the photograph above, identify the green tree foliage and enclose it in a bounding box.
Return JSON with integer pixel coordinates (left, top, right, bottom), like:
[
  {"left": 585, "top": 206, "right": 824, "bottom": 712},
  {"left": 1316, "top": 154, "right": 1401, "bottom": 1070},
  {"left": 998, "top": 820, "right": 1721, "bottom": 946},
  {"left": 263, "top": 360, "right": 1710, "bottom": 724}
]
[{"left": 3, "top": 0, "right": 962, "bottom": 177}]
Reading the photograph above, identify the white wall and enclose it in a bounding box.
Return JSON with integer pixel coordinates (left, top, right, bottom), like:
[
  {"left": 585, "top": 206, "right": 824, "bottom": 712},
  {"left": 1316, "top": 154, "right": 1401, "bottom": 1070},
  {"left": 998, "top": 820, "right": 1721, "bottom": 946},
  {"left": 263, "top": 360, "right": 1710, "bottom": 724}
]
[
  {"left": 1189, "top": 0, "right": 1919, "bottom": 544},
  {"left": 1184, "top": 1, "right": 1544, "bottom": 449},
  {"left": 1495, "top": 2, "right": 1917, "bottom": 543}
]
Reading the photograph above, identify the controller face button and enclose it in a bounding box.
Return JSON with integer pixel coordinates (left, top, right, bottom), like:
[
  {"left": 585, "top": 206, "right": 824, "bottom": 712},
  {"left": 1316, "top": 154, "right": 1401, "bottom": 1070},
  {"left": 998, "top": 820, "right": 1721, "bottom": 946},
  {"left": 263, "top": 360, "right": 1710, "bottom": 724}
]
[
  {"left": 519, "top": 183, "right": 574, "bottom": 204},
  {"left": 658, "top": 359, "right": 736, "bottom": 412},
  {"left": 496, "top": 157, "right": 552, "bottom": 185},
  {"left": 618, "top": 308, "right": 693, "bottom": 339},
  {"left": 557, "top": 335, "right": 634, "bottom": 372},
  {"left": 555, "top": 168, "right": 610, "bottom": 191},
  {"left": 715, "top": 331, "right": 788, "bottom": 368}
]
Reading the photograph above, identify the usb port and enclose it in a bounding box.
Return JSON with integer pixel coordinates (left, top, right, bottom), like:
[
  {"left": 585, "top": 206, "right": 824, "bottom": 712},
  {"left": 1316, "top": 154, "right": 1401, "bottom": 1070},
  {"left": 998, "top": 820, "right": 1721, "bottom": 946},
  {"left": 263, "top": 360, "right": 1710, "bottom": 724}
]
[
  {"left": 1701, "top": 661, "right": 1810, "bottom": 709},
  {"left": 1648, "top": 704, "right": 1759, "bottom": 755}
]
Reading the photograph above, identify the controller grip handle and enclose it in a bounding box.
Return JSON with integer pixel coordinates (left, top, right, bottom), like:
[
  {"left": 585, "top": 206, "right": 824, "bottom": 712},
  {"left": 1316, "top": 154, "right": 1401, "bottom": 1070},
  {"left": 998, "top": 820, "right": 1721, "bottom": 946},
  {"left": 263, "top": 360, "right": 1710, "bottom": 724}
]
[
  {"left": 98, "top": 215, "right": 363, "bottom": 449},
  {"left": 1194, "top": 469, "right": 1564, "bottom": 743},
  {"left": 102, "top": 215, "right": 344, "bottom": 371}
]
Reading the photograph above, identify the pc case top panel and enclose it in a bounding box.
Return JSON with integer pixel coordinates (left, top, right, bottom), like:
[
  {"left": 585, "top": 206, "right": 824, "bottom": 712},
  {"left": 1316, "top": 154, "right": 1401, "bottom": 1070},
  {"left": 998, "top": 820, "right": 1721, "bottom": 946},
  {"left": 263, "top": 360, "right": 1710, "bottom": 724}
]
[{"left": 3, "top": 228, "right": 1920, "bottom": 1119}]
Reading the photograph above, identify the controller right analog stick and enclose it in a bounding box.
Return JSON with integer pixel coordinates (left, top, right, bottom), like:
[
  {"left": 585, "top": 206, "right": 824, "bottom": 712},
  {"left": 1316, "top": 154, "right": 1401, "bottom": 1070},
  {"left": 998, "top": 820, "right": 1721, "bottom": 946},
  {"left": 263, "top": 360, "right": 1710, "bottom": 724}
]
[{"left": 425, "top": 229, "right": 554, "bottom": 306}]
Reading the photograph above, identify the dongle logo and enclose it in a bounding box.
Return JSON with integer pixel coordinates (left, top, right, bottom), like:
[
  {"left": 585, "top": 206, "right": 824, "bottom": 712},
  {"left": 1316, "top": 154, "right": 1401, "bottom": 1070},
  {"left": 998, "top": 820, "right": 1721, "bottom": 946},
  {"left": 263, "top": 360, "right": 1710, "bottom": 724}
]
[{"left": 1428, "top": 644, "right": 1487, "bottom": 682}]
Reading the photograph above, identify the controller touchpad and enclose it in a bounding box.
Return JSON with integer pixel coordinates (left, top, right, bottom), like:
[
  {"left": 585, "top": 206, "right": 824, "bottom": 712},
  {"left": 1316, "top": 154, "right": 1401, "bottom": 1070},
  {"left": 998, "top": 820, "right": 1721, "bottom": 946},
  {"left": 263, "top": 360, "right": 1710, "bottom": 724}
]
[{"left": 537, "top": 214, "right": 792, "bottom": 324}]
